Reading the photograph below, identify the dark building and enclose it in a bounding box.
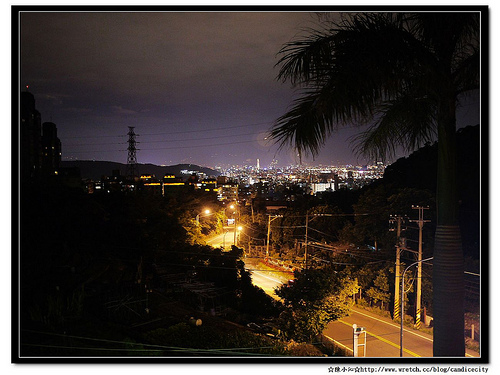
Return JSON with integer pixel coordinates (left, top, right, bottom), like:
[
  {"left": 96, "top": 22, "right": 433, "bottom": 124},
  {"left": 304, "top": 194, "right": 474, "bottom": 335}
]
[
  {"left": 41, "top": 122, "right": 62, "bottom": 177},
  {"left": 21, "top": 91, "right": 63, "bottom": 187},
  {"left": 20, "top": 91, "right": 42, "bottom": 185}
]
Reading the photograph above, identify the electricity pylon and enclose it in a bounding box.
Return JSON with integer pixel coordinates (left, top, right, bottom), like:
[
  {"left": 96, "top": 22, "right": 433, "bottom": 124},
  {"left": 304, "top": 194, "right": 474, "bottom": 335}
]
[{"left": 127, "top": 126, "right": 138, "bottom": 179}]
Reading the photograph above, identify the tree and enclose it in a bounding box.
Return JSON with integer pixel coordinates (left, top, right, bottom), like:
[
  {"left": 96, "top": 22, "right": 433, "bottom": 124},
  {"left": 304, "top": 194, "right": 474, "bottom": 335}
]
[
  {"left": 345, "top": 185, "right": 435, "bottom": 255},
  {"left": 307, "top": 205, "right": 348, "bottom": 243},
  {"left": 276, "top": 268, "right": 359, "bottom": 342},
  {"left": 350, "top": 183, "right": 393, "bottom": 252},
  {"left": 271, "top": 12, "right": 480, "bottom": 356},
  {"left": 366, "top": 271, "right": 391, "bottom": 310}
]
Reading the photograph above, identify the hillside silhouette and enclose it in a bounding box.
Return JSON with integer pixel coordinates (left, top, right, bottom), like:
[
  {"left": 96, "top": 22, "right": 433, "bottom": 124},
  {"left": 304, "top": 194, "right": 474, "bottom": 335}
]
[{"left": 61, "top": 160, "right": 220, "bottom": 180}]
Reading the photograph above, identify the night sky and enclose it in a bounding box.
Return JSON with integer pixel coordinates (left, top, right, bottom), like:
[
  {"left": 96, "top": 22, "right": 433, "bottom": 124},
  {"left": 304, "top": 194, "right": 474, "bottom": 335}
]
[{"left": 19, "top": 9, "right": 480, "bottom": 169}]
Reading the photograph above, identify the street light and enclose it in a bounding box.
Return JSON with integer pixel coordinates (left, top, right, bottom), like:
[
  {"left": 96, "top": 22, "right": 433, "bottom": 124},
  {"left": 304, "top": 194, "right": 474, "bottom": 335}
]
[
  {"left": 400, "top": 257, "right": 433, "bottom": 357},
  {"left": 227, "top": 203, "right": 238, "bottom": 246},
  {"left": 195, "top": 208, "right": 211, "bottom": 225},
  {"left": 237, "top": 226, "right": 255, "bottom": 257},
  {"left": 235, "top": 225, "right": 243, "bottom": 247}
]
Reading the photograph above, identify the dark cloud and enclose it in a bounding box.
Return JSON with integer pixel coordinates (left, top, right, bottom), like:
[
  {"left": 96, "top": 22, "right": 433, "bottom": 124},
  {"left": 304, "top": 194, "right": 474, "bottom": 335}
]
[
  {"left": 20, "top": 10, "right": 479, "bottom": 168},
  {"left": 21, "top": 12, "right": 322, "bottom": 166}
]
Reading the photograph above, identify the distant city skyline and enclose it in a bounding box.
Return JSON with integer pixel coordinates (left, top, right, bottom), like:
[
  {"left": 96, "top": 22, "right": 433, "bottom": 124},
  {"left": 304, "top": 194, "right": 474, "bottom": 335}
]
[{"left": 20, "top": 9, "right": 480, "bottom": 169}]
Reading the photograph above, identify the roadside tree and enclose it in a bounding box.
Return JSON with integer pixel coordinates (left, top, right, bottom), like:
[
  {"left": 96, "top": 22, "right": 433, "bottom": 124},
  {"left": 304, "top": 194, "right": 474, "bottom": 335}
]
[
  {"left": 276, "top": 268, "right": 359, "bottom": 342},
  {"left": 271, "top": 12, "right": 480, "bottom": 355}
]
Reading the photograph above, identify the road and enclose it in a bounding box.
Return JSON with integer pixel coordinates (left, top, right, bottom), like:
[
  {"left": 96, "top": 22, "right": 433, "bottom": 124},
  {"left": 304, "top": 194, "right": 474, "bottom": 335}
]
[
  {"left": 205, "top": 231, "right": 287, "bottom": 299},
  {"left": 205, "top": 226, "right": 236, "bottom": 249},
  {"left": 205, "top": 234, "right": 287, "bottom": 299},
  {"left": 205, "top": 238, "right": 480, "bottom": 358},
  {"left": 246, "top": 268, "right": 284, "bottom": 300},
  {"left": 324, "top": 306, "right": 480, "bottom": 358},
  {"left": 243, "top": 258, "right": 292, "bottom": 300}
]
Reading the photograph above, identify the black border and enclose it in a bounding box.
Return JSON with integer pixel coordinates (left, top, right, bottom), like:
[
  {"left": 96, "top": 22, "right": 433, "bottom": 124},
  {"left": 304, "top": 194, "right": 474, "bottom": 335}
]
[{"left": 12, "top": 4, "right": 490, "bottom": 365}]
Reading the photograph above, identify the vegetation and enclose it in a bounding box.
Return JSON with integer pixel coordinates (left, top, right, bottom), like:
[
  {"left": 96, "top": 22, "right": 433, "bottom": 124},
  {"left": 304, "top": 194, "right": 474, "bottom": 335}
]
[
  {"left": 19, "top": 127, "right": 480, "bottom": 357},
  {"left": 19, "top": 186, "right": 282, "bottom": 357},
  {"left": 276, "top": 268, "right": 359, "bottom": 342},
  {"left": 271, "top": 12, "right": 479, "bottom": 356},
  {"left": 143, "top": 323, "right": 288, "bottom": 356}
]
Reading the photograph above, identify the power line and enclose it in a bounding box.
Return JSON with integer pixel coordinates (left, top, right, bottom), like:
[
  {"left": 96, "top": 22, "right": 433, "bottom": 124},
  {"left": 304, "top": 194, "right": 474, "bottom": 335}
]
[
  {"left": 305, "top": 243, "right": 385, "bottom": 263},
  {"left": 140, "top": 121, "right": 272, "bottom": 136},
  {"left": 64, "top": 130, "right": 267, "bottom": 147},
  {"left": 273, "top": 225, "right": 306, "bottom": 229},
  {"left": 307, "top": 226, "right": 337, "bottom": 240},
  {"left": 21, "top": 330, "right": 279, "bottom": 356},
  {"left": 141, "top": 138, "right": 265, "bottom": 151},
  {"left": 64, "top": 138, "right": 265, "bottom": 153},
  {"left": 63, "top": 134, "right": 127, "bottom": 140},
  {"left": 61, "top": 122, "right": 271, "bottom": 141},
  {"left": 61, "top": 120, "right": 369, "bottom": 141},
  {"left": 272, "top": 213, "right": 372, "bottom": 219},
  {"left": 144, "top": 131, "right": 263, "bottom": 143},
  {"left": 64, "top": 141, "right": 126, "bottom": 146}
]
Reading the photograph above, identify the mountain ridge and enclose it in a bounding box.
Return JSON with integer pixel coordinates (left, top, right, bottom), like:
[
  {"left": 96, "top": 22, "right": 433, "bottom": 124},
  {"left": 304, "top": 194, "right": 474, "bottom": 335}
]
[{"left": 60, "top": 160, "right": 220, "bottom": 180}]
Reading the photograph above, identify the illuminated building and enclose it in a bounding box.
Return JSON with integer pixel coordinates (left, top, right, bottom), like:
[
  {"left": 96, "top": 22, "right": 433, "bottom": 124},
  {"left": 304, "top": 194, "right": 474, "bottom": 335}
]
[
  {"left": 217, "top": 179, "right": 238, "bottom": 202},
  {"left": 201, "top": 179, "right": 218, "bottom": 193},
  {"left": 162, "top": 174, "right": 186, "bottom": 195}
]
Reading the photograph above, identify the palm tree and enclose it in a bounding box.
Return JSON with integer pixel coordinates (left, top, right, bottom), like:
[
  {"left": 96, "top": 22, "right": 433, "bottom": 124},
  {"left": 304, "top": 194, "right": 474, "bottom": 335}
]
[{"left": 270, "top": 12, "right": 480, "bottom": 356}]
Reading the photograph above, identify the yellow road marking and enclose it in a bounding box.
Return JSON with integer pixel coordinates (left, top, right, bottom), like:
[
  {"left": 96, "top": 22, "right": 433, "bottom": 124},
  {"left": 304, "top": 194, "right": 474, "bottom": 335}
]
[
  {"left": 352, "top": 309, "right": 433, "bottom": 342},
  {"left": 349, "top": 310, "right": 479, "bottom": 358},
  {"left": 338, "top": 319, "right": 421, "bottom": 357}
]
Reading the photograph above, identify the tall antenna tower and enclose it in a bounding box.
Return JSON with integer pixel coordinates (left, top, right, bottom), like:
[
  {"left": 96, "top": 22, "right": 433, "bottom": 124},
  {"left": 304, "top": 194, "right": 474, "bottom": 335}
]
[{"left": 126, "top": 126, "right": 138, "bottom": 179}]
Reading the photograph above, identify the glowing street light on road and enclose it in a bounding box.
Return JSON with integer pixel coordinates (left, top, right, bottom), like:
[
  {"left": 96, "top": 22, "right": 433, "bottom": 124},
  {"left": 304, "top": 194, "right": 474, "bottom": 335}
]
[{"left": 196, "top": 208, "right": 211, "bottom": 225}]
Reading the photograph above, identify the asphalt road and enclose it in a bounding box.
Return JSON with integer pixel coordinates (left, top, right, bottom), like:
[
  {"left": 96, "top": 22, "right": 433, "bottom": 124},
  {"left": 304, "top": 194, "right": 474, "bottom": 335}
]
[
  {"left": 247, "top": 268, "right": 284, "bottom": 300},
  {"left": 206, "top": 237, "right": 480, "bottom": 359},
  {"left": 324, "top": 307, "right": 480, "bottom": 358},
  {"left": 205, "top": 226, "right": 236, "bottom": 249},
  {"left": 242, "top": 258, "right": 293, "bottom": 300}
]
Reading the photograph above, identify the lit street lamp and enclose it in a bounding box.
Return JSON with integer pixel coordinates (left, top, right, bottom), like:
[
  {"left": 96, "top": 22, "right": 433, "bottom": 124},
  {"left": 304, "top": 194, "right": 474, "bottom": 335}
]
[
  {"left": 195, "top": 208, "right": 211, "bottom": 225},
  {"left": 236, "top": 225, "right": 243, "bottom": 247},
  {"left": 228, "top": 203, "right": 239, "bottom": 245}
]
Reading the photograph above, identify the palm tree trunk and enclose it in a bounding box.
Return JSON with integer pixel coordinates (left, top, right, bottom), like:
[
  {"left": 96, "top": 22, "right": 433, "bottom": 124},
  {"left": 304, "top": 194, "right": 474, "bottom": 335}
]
[{"left": 433, "top": 95, "right": 465, "bottom": 356}]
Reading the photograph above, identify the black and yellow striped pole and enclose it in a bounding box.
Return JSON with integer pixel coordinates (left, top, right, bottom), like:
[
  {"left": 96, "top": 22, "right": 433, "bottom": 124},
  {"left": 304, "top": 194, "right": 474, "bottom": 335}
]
[
  {"left": 400, "top": 257, "right": 433, "bottom": 357},
  {"left": 391, "top": 215, "right": 404, "bottom": 322},
  {"left": 394, "top": 251, "right": 401, "bottom": 321},
  {"left": 411, "top": 206, "right": 430, "bottom": 330},
  {"left": 416, "top": 234, "right": 422, "bottom": 330}
]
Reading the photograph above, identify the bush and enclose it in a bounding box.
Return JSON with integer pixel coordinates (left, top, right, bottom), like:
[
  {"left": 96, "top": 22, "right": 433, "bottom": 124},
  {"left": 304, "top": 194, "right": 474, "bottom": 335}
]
[{"left": 143, "top": 323, "right": 288, "bottom": 356}]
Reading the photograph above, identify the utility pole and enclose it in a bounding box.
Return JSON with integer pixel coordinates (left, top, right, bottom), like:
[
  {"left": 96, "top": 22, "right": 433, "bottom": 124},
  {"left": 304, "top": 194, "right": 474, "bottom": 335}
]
[
  {"left": 410, "top": 206, "right": 430, "bottom": 329},
  {"left": 231, "top": 205, "right": 239, "bottom": 247},
  {"left": 400, "top": 257, "right": 433, "bottom": 356},
  {"left": 266, "top": 215, "right": 271, "bottom": 259},
  {"left": 390, "top": 215, "right": 405, "bottom": 321},
  {"left": 234, "top": 215, "right": 237, "bottom": 246},
  {"left": 266, "top": 215, "right": 282, "bottom": 259},
  {"left": 304, "top": 212, "right": 309, "bottom": 270}
]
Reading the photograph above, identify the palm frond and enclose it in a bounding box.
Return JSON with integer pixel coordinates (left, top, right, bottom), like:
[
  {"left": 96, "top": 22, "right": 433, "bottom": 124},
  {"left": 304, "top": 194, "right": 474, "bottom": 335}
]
[
  {"left": 272, "top": 12, "right": 479, "bottom": 161},
  {"left": 270, "top": 91, "right": 334, "bottom": 158},
  {"left": 352, "top": 94, "right": 436, "bottom": 161},
  {"left": 453, "top": 47, "right": 480, "bottom": 94},
  {"left": 276, "top": 27, "right": 338, "bottom": 86}
]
